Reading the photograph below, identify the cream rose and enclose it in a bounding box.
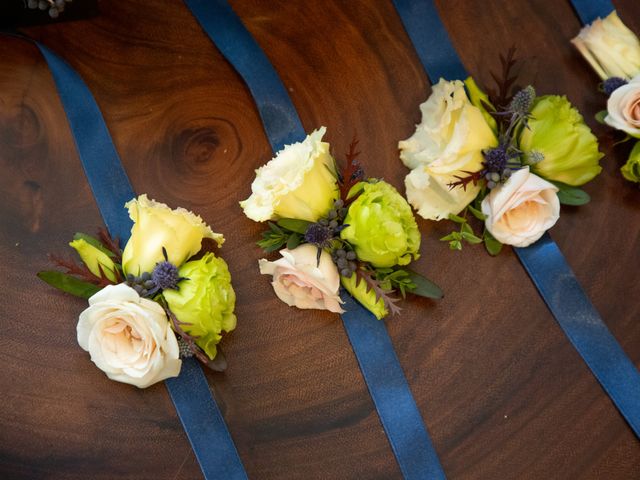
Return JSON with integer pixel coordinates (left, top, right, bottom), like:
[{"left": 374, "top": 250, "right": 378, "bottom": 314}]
[
  {"left": 240, "top": 127, "right": 339, "bottom": 222},
  {"left": 399, "top": 79, "right": 497, "bottom": 220},
  {"left": 572, "top": 11, "right": 640, "bottom": 80},
  {"left": 122, "top": 194, "right": 224, "bottom": 276},
  {"left": 605, "top": 75, "right": 640, "bottom": 137},
  {"left": 259, "top": 244, "right": 344, "bottom": 313},
  {"left": 77, "top": 284, "right": 181, "bottom": 388},
  {"left": 481, "top": 168, "right": 560, "bottom": 248}
]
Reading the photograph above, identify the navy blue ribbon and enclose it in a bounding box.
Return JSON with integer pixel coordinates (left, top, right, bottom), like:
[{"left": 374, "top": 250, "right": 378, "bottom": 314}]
[
  {"left": 31, "top": 40, "right": 248, "bottom": 479},
  {"left": 182, "top": 1, "right": 447, "bottom": 478},
  {"left": 182, "top": 0, "right": 305, "bottom": 153},
  {"left": 570, "top": 0, "right": 615, "bottom": 25},
  {"left": 392, "top": 0, "right": 640, "bottom": 438}
]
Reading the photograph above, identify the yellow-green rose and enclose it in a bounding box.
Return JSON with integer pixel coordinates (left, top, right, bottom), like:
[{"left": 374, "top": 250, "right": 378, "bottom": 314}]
[
  {"left": 122, "top": 194, "right": 224, "bottom": 275},
  {"left": 572, "top": 11, "right": 640, "bottom": 80},
  {"left": 69, "top": 237, "right": 117, "bottom": 282},
  {"left": 340, "top": 181, "right": 420, "bottom": 268},
  {"left": 399, "top": 78, "right": 497, "bottom": 220},
  {"left": 240, "top": 127, "right": 339, "bottom": 222},
  {"left": 341, "top": 273, "right": 388, "bottom": 320},
  {"left": 520, "top": 95, "right": 603, "bottom": 186},
  {"left": 621, "top": 141, "right": 640, "bottom": 183},
  {"left": 163, "top": 253, "right": 236, "bottom": 360}
]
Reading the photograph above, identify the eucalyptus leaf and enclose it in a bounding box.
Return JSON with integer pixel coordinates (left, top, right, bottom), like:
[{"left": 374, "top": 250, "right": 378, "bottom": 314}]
[
  {"left": 594, "top": 110, "right": 608, "bottom": 124},
  {"left": 483, "top": 229, "right": 503, "bottom": 256},
  {"left": 405, "top": 270, "right": 443, "bottom": 299},
  {"left": 551, "top": 181, "right": 590, "bottom": 206},
  {"left": 73, "top": 232, "right": 115, "bottom": 257},
  {"left": 277, "top": 218, "right": 312, "bottom": 234},
  {"left": 37, "top": 271, "right": 101, "bottom": 299}
]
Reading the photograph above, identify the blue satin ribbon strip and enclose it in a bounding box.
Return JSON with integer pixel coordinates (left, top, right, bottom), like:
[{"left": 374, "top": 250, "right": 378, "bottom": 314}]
[
  {"left": 32, "top": 40, "right": 248, "bottom": 479},
  {"left": 182, "top": 1, "right": 447, "bottom": 478},
  {"left": 570, "top": 0, "right": 615, "bottom": 25},
  {"left": 182, "top": 0, "right": 305, "bottom": 153},
  {"left": 392, "top": 0, "right": 640, "bottom": 438},
  {"left": 390, "top": 0, "right": 467, "bottom": 83},
  {"left": 515, "top": 234, "right": 640, "bottom": 436}
]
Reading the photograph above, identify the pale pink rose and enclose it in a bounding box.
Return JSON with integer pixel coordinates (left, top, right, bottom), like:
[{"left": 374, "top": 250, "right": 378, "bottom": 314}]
[
  {"left": 481, "top": 168, "right": 560, "bottom": 248},
  {"left": 259, "top": 244, "right": 344, "bottom": 313},
  {"left": 77, "top": 284, "right": 181, "bottom": 388},
  {"left": 605, "top": 75, "right": 640, "bottom": 137}
]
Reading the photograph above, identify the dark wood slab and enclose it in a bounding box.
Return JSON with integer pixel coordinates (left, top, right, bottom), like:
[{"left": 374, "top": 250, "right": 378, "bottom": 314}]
[{"left": 1, "top": 1, "right": 638, "bottom": 478}]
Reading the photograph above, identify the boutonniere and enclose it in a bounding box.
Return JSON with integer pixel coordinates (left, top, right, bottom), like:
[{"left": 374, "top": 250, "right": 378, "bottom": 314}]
[
  {"left": 572, "top": 10, "right": 640, "bottom": 183},
  {"left": 241, "top": 127, "right": 442, "bottom": 319},
  {"left": 399, "top": 49, "right": 603, "bottom": 253},
  {"left": 38, "top": 195, "right": 236, "bottom": 387}
]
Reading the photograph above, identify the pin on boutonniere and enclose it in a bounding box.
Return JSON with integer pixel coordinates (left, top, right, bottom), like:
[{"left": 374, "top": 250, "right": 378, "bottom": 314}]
[
  {"left": 38, "top": 195, "right": 236, "bottom": 388},
  {"left": 399, "top": 48, "right": 604, "bottom": 254},
  {"left": 573, "top": 10, "right": 640, "bottom": 183},
  {"left": 241, "top": 127, "right": 442, "bottom": 319}
]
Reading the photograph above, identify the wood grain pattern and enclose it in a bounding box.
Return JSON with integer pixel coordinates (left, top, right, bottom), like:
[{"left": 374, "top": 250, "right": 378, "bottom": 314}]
[{"left": 0, "top": 1, "right": 639, "bottom": 478}]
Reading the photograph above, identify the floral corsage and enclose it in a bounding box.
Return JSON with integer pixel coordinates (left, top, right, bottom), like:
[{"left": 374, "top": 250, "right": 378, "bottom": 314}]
[
  {"left": 241, "top": 127, "right": 442, "bottom": 319},
  {"left": 399, "top": 49, "right": 604, "bottom": 253},
  {"left": 38, "top": 195, "right": 237, "bottom": 388},
  {"left": 572, "top": 10, "right": 640, "bottom": 183}
]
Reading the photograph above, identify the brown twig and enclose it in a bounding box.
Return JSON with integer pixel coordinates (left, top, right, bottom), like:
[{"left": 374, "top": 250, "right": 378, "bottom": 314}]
[
  {"left": 338, "top": 136, "right": 365, "bottom": 204},
  {"left": 356, "top": 266, "right": 402, "bottom": 317}
]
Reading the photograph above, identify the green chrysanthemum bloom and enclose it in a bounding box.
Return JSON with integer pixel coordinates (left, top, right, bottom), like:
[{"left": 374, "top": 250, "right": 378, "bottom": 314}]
[
  {"left": 340, "top": 181, "right": 420, "bottom": 268},
  {"left": 621, "top": 141, "right": 640, "bottom": 183},
  {"left": 520, "top": 95, "right": 604, "bottom": 186},
  {"left": 341, "top": 274, "right": 388, "bottom": 320},
  {"left": 163, "top": 253, "right": 236, "bottom": 360}
]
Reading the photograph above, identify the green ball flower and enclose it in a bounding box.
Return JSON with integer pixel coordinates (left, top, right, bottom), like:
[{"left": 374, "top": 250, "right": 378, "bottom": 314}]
[
  {"left": 341, "top": 274, "right": 388, "bottom": 320},
  {"left": 520, "top": 95, "right": 604, "bottom": 186},
  {"left": 163, "top": 253, "right": 236, "bottom": 360},
  {"left": 621, "top": 141, "right": 640, "bottom": 183},
  {"left": 340, "top": 181, "right": 420, "bottom": 268}
]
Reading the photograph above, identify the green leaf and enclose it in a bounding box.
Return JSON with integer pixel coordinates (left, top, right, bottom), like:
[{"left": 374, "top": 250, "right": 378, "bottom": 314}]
[
  {"left": 277, "top": 218, "right": 312, "bottom": 234},
  {"left": 405, "top": 270, "right": 443, "bottom": 299},
  {"left": 268, "top": 221, "right": 284, "bottom": 234},
  {"left": 461, "top": 231, "right": 483, "bottom": 244},
  {"left": 483, "top": 229, "right": 503, "bottom": 256},
  {"left": 448, "top": 213, "right": 467, "bottom": 224},
  {"left": 449, "top": 240, "right": 462, "bottom": 250},
  {"left": 286, "top": 233, "right": 301, "bottom": 249},
  {"left": 461, "top": 222, "right": 473, "bottom": 235},
  {"left": 439, "top": 233, "right": 456, "bottom": 242},
  {"left": 73, "top": 232, "right": 115, "bottom": 257},
  {"left": 37, "top": 271, "right": 101, "bottom": 299},
  {"left": 467, "top": 204, "right": 486, "bottom": 221},
  {"left": 551, "top": 181, "right": 591, "bottom": 206},
  {"left": 594, "top": 110, "right": 608, "bottom": 124}
]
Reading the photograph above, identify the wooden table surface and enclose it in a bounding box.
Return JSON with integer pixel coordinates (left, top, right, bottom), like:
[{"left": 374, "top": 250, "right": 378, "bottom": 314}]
[{"left": 1, "top": 1, "right": 639, "bottom": 478}]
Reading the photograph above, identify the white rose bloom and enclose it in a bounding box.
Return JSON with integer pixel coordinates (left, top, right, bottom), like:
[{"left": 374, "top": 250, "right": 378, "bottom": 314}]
[
  {"left": 572, "top": 11, "right": 640, "bottom": 80},
  {"left": 259, "top": 244, "right": 344, "bottom": 313},
  {"left": 240, "top": 127, "right": 339, "bottom": 222},
  {"left": 399, "top": 79, "right": 497, "bottom": 220},
  {"left": 605, "top": 75, "right": 640, "bottom": 137},
  {"left": 77, "top": 284, "right": 181, "bottom": 388},
  {"left": 481, "top": 168, "right": 560, "bottom": 248}
]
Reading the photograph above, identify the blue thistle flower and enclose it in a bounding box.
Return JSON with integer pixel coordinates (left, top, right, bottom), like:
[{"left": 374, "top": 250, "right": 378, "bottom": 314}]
[
  {"left": 603, "top": 77, "right": 627, "bottom": 96},
  {"left": 152, "top": 261, "right": 181, "bottom": 291}
]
